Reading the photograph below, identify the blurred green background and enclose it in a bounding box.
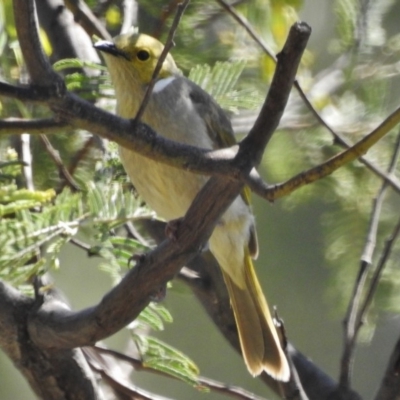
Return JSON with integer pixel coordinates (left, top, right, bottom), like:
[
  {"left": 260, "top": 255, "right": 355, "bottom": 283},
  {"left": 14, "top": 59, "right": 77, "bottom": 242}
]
[{"left": 2, "top": 0, "right": 400, "bottom": 399}]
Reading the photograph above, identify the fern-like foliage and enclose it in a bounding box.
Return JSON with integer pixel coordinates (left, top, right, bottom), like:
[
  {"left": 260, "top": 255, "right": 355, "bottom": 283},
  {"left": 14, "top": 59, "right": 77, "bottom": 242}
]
[
  {"left": 189, "top": 60, "right": 263, "bottom": 113},
  {"left": 0, "top": 178, "right": 153, "bottom": 285}
]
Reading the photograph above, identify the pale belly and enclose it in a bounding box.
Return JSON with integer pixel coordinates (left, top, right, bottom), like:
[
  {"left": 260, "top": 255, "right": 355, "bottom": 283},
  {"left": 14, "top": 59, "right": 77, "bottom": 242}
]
[
  {"left": 120, "top": 145, "right": 255, "bottom": 288},
  {"left": 119, "top": 146, "right": 207, "bottom": 220}
]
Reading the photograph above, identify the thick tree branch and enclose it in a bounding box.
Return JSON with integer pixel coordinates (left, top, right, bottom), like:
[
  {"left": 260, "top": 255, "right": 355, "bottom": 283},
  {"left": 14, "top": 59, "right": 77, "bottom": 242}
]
[
  {"left": 0, "top": 118, "right": 69, "bottom": 134},
  {"left": 13, "top": 0, "right": 64, "bottom": 88},
  {"left": 375, "top": 335, "right": 400, "bottom": 400},
  {"left": 0, "top": 281, "right": 101, "bottom": 400},
  {"left": 35, "top": 0, "right": 101, "bottom": 77},
  {"left": 240, "top": 22, "right": 311, "bottom": 164},
  {"left": 0, "top": 81, "right": 56, "bottom": 102}
]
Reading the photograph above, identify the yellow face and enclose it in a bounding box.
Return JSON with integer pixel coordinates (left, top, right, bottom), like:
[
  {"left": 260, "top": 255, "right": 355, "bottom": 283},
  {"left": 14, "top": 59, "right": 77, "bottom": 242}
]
[{"left": 112, "top": 33, "right": 178, "bottom": 84}]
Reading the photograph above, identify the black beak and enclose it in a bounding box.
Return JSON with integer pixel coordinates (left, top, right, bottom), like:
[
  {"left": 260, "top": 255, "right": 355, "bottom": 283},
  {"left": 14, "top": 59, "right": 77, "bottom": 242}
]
[{"left": 94, "top": 40, "right": 129, "bottom": 60}]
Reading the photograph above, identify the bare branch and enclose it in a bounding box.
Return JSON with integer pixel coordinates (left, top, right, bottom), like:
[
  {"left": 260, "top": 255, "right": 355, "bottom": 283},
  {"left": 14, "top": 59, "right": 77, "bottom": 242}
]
[
  {"left": 293, "top": 80, "right": 400, "bottom": 194},
  {"left": 289, "top": 346, "right": 362, "bottom": 400},
  {"left": 68, "top": 135, "right": 104, "bottom": 177},
  {"left": 0, "top": 281, "right": 101, "bottom": 400},
  {"left": 340, "top": 129, "right": 400, "bottom": 388},
  {"left": 135, "top": 0, "right": 190, "bottom": 121},
  {"left": 215, "top": 0, "right": 276, "bottom": 61},
  {"left": 13, "top": 0, "right": 64, "bottom": 88},
  {"left": 0, "top": 81, "right": 54, "bottom": 102},
  {"left": 250, "top": 105, "right": 400, "bottom": 201},
  {"left": 38, "top": 134, "right": 80, "bottom": 192},
  {"left": 375, "top": 335, "right": 400, "bottom": 400},
  {"left": 0, "top": 118, "right": 69, "bottom": 134},
  {"left": 121, "top": 0, "right": 138, "bottom": 34},
  {"left": 91, "top": 346, "right": 270, "bottom": 400},
  {"left": 64, "top": 0, "right": 112, "bottom": 40},
  {"left": 241, "top": 22, "right": 311, "bottom": 164},
  {"left": 36, "top": 0, "right": 101, "bottom": 78}
]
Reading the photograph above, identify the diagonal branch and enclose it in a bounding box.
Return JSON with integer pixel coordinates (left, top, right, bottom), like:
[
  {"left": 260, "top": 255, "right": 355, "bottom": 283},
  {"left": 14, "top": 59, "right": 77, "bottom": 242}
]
[
  {"left": 375, "top": 334, "right": 400, "bottom": 399},
  {"left": 64, "top": 0, "right": 112, "bottom": 40},
  {"left": 339, "top": 129, "right": 400, "bottom": 388},
  {"left": 13, "top": 0, "right": 64, "bottom": 88},
  {"left": 89, "top": 346, "right": 269, "bottom": 400},
  {"left": 135, "top": 0, "right": 190, "bottom": 121},
  {"left": 247, "top": 105, "right": 400, "bottom": 201},
  {"left": 0, "top": 118, "right": 69, "bottom": 134},
  {"left": 38, "top": 134, "right": 80, "bottom": 192}
]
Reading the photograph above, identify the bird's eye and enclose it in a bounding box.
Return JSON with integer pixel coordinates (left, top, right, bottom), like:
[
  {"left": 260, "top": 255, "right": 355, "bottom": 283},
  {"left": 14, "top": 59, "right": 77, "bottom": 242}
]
[{"left": 136, "top": 50, "right": 150, "bottom": 61}]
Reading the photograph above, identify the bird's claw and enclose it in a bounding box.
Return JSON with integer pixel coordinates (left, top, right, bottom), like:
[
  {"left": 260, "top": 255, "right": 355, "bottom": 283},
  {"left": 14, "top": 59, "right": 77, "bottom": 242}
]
[
  {"left": 165, "top": 218, "right": 182, "bottom": 241},
  {"left": 128, "top": 253, "right": 146, "bottom": 268}
]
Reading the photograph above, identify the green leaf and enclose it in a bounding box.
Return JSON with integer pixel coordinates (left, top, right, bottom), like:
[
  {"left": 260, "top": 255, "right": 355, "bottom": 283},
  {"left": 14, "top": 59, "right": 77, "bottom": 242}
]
[
  {"left": 189, "top": 61, "right": 262, "bottom": 113},
  {"left": 133, "top": 334, "right": 200, "bottom": 387},
  {"left": 136, "top": 302, "right": 173, "bottom": 331},
  {"left": 53, "top": 58, "right": 106, "bottom": 72}
]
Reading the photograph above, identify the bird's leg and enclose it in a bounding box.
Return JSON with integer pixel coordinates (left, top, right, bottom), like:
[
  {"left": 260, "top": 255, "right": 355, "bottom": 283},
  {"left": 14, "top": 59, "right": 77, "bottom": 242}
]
[
  {"left": 128, "top": 252, "right": 146, "bottom": 268},
  {"left": 165, "top": 217, "right": 183, "bottom": 241},
  {"left": 149, "top": 284, "right": 167, "bottom": 302}
]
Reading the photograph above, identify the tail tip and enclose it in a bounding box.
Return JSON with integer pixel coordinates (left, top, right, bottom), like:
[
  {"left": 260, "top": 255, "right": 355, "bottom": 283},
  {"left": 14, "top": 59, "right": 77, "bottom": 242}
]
[{"left": 247, "top": 360, "right": 291, "bottom": 382}]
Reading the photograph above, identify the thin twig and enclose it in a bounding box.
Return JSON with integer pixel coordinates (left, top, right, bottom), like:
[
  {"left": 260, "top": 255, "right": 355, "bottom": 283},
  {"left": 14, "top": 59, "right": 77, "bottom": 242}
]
[
  {"left": 248, "top": 105, "right": 400, "bottom": 201},
  {"left": 69, "top": 237, "right": 92, "bottom": 252},
  {"left": 294, "top": 81, "right": 400, "bottom": 194},
  {"left": 125, "top": 221, "right": 151, "bottom": 247},
  {"left": 361, "top": 132, "right": 400, "bottom": 266},
  {"left": 67, "top": 135, "right": 102, "bottom": 177},
  {"left": 90, "top": 360, "right": 172, "bottom": 400},
  {"left": 215, "top": 0, "right": 276, "bottom": 61},
  {"left": 152, "top": 0, "right": 184, "bottom": 39},
  {"left": 121, "top": 0, "right": 138, "bottom": 34},
  {"left": 19, "top": 134, "right": 35, "bottom": 191},
  {"left": 39, "top": 134, "right": 80, "bottom": 192},
  {"left": 360, "top": 218, "right": 400, "bottom": 330},
  {"left": 91, "top": 346, "right": 269, "bottom": 400},
  {"left": 339, "top": 129, "right": 400, "bottom": 388},
  {"left": 64, "top": 0, "right": 111, "bottom": 40},
  {"left": 194, "top": 0, "right": 249, "bottom": 30},
  {"left": 135, "top": 0, "right": 190, "bottom": 121}
]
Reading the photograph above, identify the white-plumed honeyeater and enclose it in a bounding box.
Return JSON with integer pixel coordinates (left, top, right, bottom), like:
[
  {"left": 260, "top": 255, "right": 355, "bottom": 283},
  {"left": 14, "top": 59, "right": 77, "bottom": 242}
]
[{"left": 95, "top": 31, "right": 290, "bottom": 381}]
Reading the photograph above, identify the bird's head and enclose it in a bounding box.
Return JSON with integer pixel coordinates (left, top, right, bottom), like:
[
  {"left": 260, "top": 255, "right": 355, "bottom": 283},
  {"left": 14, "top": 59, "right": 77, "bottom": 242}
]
[{"left": 95, "top": 31, "right": 178, "bottom": 84}]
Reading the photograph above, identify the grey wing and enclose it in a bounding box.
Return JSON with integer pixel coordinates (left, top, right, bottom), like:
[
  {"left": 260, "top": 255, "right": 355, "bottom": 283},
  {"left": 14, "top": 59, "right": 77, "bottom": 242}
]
[{"left": 185, "top": 78, "right": 236, "bottom": 149}]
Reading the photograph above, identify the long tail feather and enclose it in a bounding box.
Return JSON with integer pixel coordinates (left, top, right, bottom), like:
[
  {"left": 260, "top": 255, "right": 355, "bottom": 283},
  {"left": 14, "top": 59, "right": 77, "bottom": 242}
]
[{"left": 222, "top": 254, "right": 290, "bottom": 381}]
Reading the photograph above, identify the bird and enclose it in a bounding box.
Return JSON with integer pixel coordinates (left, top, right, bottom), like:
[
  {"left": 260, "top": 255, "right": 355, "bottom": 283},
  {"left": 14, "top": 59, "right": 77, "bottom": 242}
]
[{"left": 94, "top": 31, "right": 290, "bottom": 381}]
